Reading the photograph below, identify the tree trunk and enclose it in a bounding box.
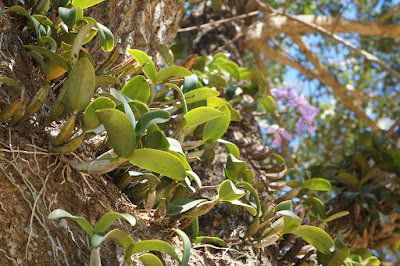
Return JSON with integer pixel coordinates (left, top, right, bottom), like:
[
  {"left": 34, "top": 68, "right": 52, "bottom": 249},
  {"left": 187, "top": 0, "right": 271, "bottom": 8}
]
[{"left": 0, "top": 1, "right": 185, "bottom": 265}]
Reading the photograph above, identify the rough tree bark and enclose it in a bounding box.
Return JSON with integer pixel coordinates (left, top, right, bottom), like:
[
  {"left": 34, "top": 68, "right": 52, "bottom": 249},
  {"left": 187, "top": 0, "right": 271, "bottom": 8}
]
[{"left": 0, "top": 1, "right": 187, "bottom": 265}]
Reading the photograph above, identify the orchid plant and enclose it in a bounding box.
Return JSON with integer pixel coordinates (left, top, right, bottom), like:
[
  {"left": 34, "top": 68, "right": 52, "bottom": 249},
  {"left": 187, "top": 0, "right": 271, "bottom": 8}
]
[{"left": 266, "top": 87, "right": 320, "bottom": 147}]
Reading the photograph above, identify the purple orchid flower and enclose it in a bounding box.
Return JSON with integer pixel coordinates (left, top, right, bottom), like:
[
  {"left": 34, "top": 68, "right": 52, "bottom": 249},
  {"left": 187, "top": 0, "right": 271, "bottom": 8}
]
[{"left": 266, "top": 126, "right": 293, "bottom": 146}]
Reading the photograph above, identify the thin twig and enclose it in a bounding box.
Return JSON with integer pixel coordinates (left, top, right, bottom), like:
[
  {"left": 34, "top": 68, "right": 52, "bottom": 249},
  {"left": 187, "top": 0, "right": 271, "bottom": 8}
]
[{"left": 178, "top": 11, "right": 260, "bottom": 32}]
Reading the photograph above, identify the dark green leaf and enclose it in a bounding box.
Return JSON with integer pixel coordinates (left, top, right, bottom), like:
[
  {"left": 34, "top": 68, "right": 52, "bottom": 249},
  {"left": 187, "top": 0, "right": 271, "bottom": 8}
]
[
  {"left": 225, "top": 154, "right": 247, "bottom": 182},
  {"left": 182, "top": 74, "right": 198, "bottom": 93},
  {"left": 135, "top": 110, "right": 170, "bottom": 135},
  {"left": 66, "top": 57, "right": 95, "bottom": 113},
  {"left": 25, "top": 45, "right": 71, "bottom": 72},
  {"left": 83, "top": 97, "right": 116, "bottom": 131},
  {"left": 59, "top": 7, "right": 80, "bottom": 27},
  {"left": 95, "top": 75, "right": 120, "bottom": 87},
  {"left": 167, "top": 199, "right": 207, "bottom": 215},
  {"left": 97, "top": 109, "right": 136, "bottom": 158},
  {"left": 96, "top": 22, "right": 114, "bottom": 51},
  {"left": 275, "top": 200, "right": 293, "bottom": 212},
  {"left": 173, "top": 229, "right": 191, "bottom": 266},
  {"left": 218, "top": 139, "right": 240, "bottom": 158}
]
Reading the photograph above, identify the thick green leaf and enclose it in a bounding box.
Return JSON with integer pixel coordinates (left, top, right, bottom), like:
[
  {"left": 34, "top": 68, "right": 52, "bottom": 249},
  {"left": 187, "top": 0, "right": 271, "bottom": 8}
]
[
  {"left": 182, "top": 74, "right": 198, "bottom": 93},
  {"left": 94, "top": 212, "right": 136, "bottom": 234},
  {"left": 303, "top": 178, "right": 332, "bottom": 191},
  {"left": 167, "top": 199, "right": 207, "bottom": 215},
  {"left": 97, "top": 109, "right": 136, "bottom": 158},
  {"left": 72, "top": 0, "right": 106, "bottom": 9},
  {"left": 70, "top": 22, "right": 94, "bottom": 65},
  {"left": 275, "top": 200, "right": 293, "bottom": 212},
  {"left": 144, "top": 124, "right": 169, "bottom": 149},
  {"left": 183, "top": 107, "right": 225, "bottom": 127},
  {"left": 91, "top": 229, "right": 134, "bottom": 250},
  {"left": 225, "top": 154, "right": 247, "bottom": 181},
  {"left": 258, "top": 96, "right": 277, "bottom": 113},
  {"left": 173, "top": 229, "right": 191, "bottom": 266},
  {"left": 218, "top": 139, "right": 240, "bottom": 158},
  {"left": 185, "top": 88, "right": 220, "bottom": 104},
  {"left": 229, "top": 199, "right": 257, "bottom": 216},
  {"left": 39, "top": 36, "right": 58, "bottom": 52},
  {"left": 220, "top": 61, "right": 240, "bottom": 79},
  {"left": 139, "top": 254, "right": 163, "bottom": 266},
  {"left": 121, "top": 75, "right": 150, "bottom": 103},
  {"left": 304, "top": 197, "right": 326, "bottom": 219},
  {"left": 127, "top": 49, "right": 157, "bottom": 81},
  {"left": 277, "top": 210, "right": 302, "bottom": 231},
  {"left": 337, "top": 172, "right": 359, "bottom": 188},
  {"left": 135, "top": 110, "right": 170, "bottom": 135},
  {"left": 127, "top": 240, "right": 180, "bottom": 263},
  {"left": 156, "top": 44, "right": 174, "bottom": 66},
  {"left": 154, "top": 66, "right": 193, "bottom": 83},
  {"left": 317, "top": 249, "right": 345, "bottom": 266},
  {"left": 191, "top": 218, "right": 199, "bottom": 239},
  {"left": 218, "top": 180, "right": 245, "bottom": 201},
  {"left": 194, "top": 236, "right": 227, "bottom": 248},
  {"left": 334, "top": 237, "right": 350, "bottom": 258},
  {"left": 83, "top": 97, "right": 115, "bottom": 131},
  {"left": 236, "top": 181, "right": 261, "bottom": 217},
  {"left": 0, "top": 78, "right": 22, "bottom": 92},
  {"left": 95, "top": 75, "right": 120, "bottom": 87},
  {"left": 165, "top": 83, "right": 188, "bottom": 114},
  {"left": 48, "top": 209, "right": 93, "bottom": 237},
  {"left": 59, "top": 7, "right": 80, "bottom": 27},
  {"left": 206, "top": 74, "right": 227, "bottom": 89},
  {"left": 111, "top": 88, "right": 136, "bottom": 126},
  {"left": 129, "top": 149, "right": 186, "bottom": 181},
  {"left": 66, "top": 57, "right": 95, "bottom": 113},
  {"left": 203, "top": 105, "right": 230, "bottom": 142},
  {"left": 2, "top": 6, "right": 44, "bottom": 38},
  {"left": 325, "top": 211, "right": 349, "bottom": 223},
  {"left": 290, "top": 225, "right": 335, "bottom": 254},
  {"left": 167, "top": 137, "right": 184, "bottom": 154},
  {"left": 25, "top": 45, "right": 71, "bottom": 72},
  {"left": 96, "top": 22, "right": 114, "bottom": 51}
]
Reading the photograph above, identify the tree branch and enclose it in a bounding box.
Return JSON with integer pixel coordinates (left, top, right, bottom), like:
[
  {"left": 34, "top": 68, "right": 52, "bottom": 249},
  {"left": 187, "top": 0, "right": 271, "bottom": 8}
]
[
  {"left": 245, "top": 14, "right": 400, "bottom": 42},
  {"left": 288, "top": 34, "right": 381, "bottom": 135},
  {"left": 280, "top": 12, "right": 400, "bottom": 81}
]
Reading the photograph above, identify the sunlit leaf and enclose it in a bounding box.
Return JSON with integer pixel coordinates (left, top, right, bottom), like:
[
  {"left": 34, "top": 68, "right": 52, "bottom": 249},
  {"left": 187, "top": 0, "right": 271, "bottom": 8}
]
[
  {"left": 91, "top": 229, "right": 134, "bottom": 250},
  {"left": 290, "top": 225, "right": 335, "bottom": 254},
  {"left": 185, "top": 88, "right": 220, "bottom": 104},
  {"left": 303, "top": 178, "right": 332, "bottom": 191},
  {"left": 94, "top": 212, "right": 136, "bottom": 234},
  {"left": 126, "top": 240, "right": 180, "bottom": 263},
  {"left": 72, "top": 0, "right": 106, "bottom": 9},
  {"left": 203, "top": 105, "right": 230, "bottom": 142},
  {"left": 194, "top": 236, "right": 227, "bottom": 248},
  {"left": 127, "top": 49, "right": 157, "bottom": 81},
  {"left": 218, "top": 139, "right": 240, "bottom": 158},
  {"left": 83, "top": 97, "right": 115, "bottom": 131},
  {"left": 218, "top": 180, "right": 245, "bottom": 201},
  {"left": 138, "top": 254, "right": 163, "bottom": 266},
  {"left": 183, "top": 107, "right": 225, "bottom": 127},
  {"left": 121, "top": 75, "right": 150, "bottom": 103},
  {"left": 129, "top": 149, "right": 186, "bottom": 181},
  {"left": 48, "top": 209, "right": 93, "bottom": 237},
  {"left": 153, "top": 66, "right": 192, "bottom": 83}
]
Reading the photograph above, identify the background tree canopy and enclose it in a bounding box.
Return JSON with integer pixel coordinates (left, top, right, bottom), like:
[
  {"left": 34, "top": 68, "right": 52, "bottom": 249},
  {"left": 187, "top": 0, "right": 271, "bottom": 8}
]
[{"left": 0, "top": 0, "right": 398, "bottom": 265}]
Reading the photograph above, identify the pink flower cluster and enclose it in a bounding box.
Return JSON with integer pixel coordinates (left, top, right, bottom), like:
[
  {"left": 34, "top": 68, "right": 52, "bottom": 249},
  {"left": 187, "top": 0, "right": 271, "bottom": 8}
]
[{"left": 267, "top": 88, "right": 320, "bottom": 146}]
